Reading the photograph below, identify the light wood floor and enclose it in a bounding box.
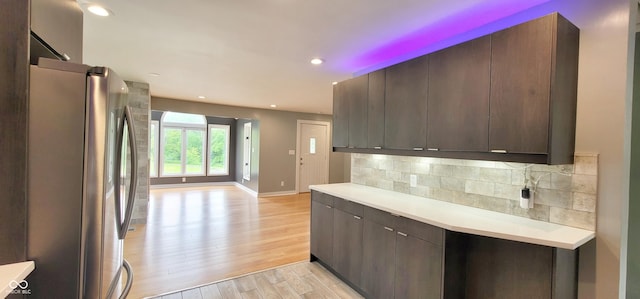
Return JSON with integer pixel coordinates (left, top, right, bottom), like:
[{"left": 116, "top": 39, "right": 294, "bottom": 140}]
[
  {"left": 152, "top": 261, "right": 363, "bottom": 299},
  {"left": 124, "top": 186, "right": 312, "bottom": 299}
]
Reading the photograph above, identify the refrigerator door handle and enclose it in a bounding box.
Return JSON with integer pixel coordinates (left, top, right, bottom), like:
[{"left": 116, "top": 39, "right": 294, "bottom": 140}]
[
  {"left": 115, "top": 106, "right": 138, "bottom": 240},
  {"left": 119, "top": 259, "right": 134, "bottom": 299},
  {"left": 122, "top": 106, "right": 138, "bottom": 239}
]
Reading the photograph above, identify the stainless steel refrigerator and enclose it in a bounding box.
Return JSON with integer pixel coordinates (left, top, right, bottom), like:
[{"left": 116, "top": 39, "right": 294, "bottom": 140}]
[{"left": 27, "top": 58, "right": 137, "bottom": 298}]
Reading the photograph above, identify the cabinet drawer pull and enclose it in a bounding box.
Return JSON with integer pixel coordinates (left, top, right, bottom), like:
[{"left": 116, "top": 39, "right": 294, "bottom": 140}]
[
  {"left": 412, "top": 147, "right": 424, "bottom": 151},
  {"left": 373, "top": 146, "right": 382, "bottom": 150},
  {"left": 325, "top": 205, "right": 332, "bottom": 209},
  {"left": 353, "top": 215, "right": 362, "bottom": 220},
  {"left": 384, "top": 226, "right": 394, "bottom": 232},
  {"left": 491, "top": 149, "right": 508, "bottom": 154},
  {"left": 427, "top": 148, "right": 439, "bottom": 151},
  {"left": 397, "top": 232, "right": 408, "bottom": 237}
]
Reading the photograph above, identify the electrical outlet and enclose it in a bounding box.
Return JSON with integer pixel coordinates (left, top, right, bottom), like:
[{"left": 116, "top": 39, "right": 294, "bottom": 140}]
[
  {"left": 410, "top": 175, "right": 417, "bottom": 187},
  {"left": 281, "top": 181, "right": 285, "bottom": 187},
  {"left": 182, "top": 177, "right": 186, "bottom": 183}
]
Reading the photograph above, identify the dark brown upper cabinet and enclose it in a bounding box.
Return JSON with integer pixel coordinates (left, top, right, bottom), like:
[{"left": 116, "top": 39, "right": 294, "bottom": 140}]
[
  {"left": 332, "top": 82, "right": 349, "bottom": 148},
  {"left": 348, "top": 75, "right": 369, "bottom": 148},
  {"left": 31, "top": 0, "right": 83, "bottom": 63},
  {"left": 332, "top": 75, "right": 368, "bottom": 149},
  {"left": 384, "top": 55, "right": 429, "bottom": 151},
  {"left": 427, "top": 36, "right": 491, "bottom": 152},
  {"left": 332, "top": 12, "right": 578, "bottom": 165},
  {"left": 367, "top": 69, "right": 386, "bottom": 149},
  {"left": 489, "top": 13, "right": 579, "bottom": 164}
]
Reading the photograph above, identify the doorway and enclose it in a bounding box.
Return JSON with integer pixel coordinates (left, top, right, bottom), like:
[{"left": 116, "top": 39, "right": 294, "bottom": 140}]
[{"left": 296, "top": 120, "right": 330, "bottom": 193}]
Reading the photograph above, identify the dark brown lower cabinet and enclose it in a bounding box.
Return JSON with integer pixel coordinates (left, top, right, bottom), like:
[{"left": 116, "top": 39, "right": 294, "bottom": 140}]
[
  {"left": 332, "top": 208, "right": 363, "bottom": 285},
  {"left": 310, "top": 191, "right": 579, "bottom": 299},
  {"left": 310, "top": 196, "right": 333, "bottom": 266},
  {"left": 361, "top": 219, "right": 396, "bottom": 298},
  {"left": 395, "top": 232, "right": 443, "bottom": 299},
  {"left": 460, "top": 235, "right": 577, "bottom": 299}
]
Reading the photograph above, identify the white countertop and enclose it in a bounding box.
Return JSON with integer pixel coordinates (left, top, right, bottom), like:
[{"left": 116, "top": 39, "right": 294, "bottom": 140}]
[
  {"left": 310, "top": 183, "right": 594, "bottom": 250},
  {"left": 0, "top": 261, "right": 35, "bottom": 298}
]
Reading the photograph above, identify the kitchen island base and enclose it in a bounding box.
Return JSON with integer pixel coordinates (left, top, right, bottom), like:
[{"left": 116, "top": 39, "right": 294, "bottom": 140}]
[{"left": 310, "top": 190, "right": 581, "bottom": 299}]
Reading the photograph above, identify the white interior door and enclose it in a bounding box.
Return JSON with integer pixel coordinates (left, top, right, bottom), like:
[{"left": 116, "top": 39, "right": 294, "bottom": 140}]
[{"left": 298, "top": 122, "right": 329, "bottom": 192}]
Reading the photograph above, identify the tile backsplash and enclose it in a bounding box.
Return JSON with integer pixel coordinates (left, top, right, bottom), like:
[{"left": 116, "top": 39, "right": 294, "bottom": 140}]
[{"left": 351, "top": 153, "right": 598, "bottom": 231}]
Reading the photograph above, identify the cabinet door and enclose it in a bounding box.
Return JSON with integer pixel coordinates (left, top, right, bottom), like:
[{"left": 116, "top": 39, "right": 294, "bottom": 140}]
[
  {"left": 31, "top": 0, "right": 83, "bottom": 63},
  {"left": 489, "top": 16, "right": 553, "bottom": 154},
  {"left": 384, "top": 56, "right": 429, "bottom": 150},
  {"left": 347, "top": 75, "right": 369, "bottom": 148},
  {"left": 332, "top": 209, "right": 363, "bottom": 285},
  {"left": 361, "top": 219, "right": 396, "bottom": 299},
  {"left": 395, "top": 232, "right": 443, "bottom": 299},
  {"left": 428, "top": 36, "right": 491, "bottom": 152},
  {"left": 310, "top": 200, "right": 333, "bottom": 265},
  {"left": 332, "top": 83, "right": 349, "bottom": 148},
  {"left": 368, "top": 69, "right": 385, "bottom": 149}
]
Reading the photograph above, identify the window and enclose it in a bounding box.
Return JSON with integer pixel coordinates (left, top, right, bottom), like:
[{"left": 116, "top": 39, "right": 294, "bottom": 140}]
[
  {"left": 160, "top": 112, "right": 206, "bottom": 177},
  {"left": 185, "top": 129, "right": 205, "bottom": 174},
  {"left": 149, "top": 120, "right": 159, "bottom": 177},
  {"left": 208, "top": 124, "right": 230, "bottom": 176},
  {"left": 154, "top": 112, "right": 231, "bottom": 178},
  {"left": 309, "top": 137, "right": 316, "bottom": 154}
]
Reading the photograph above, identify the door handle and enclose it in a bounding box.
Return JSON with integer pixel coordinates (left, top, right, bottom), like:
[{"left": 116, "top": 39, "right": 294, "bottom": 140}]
[
  {"left": 115, "top": 106, "right": 138, "bottom": 240},
  {"left": 119, "top": 259, "right": 134, "bottom": 299}
]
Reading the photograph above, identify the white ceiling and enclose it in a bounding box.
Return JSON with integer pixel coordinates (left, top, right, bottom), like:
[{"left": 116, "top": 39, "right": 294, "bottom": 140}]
[{"left": 81, "top": 0, "right": 543, "bottom": 115}]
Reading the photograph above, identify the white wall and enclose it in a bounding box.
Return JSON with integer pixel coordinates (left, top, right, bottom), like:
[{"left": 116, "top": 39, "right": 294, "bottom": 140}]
[{"left": 555, "top": 1, "right": 635, "bottom": 298}]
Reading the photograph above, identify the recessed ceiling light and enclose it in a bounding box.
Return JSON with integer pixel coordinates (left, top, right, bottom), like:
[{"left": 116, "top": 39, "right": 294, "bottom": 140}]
[
  {"left": 270, "top": 104, "right": 277, "bottom": 108},
  {"left": 332, "top": 81, "right": 338, "bottom": 85},
  {"left": 149, "top": 73, "right": 160, "bottom": 77},
  {"left": 87, "top": 5, "right": 111, "bottom": 17},
  {"left": 310, "top": 58, "right": 324, "bottom": 65},
  {"left": 198, "top": 96, "right": 206, "bottom": 99}
]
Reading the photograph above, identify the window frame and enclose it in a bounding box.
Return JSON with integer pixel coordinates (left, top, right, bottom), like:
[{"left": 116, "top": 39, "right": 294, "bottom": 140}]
[{"left": 149, "top": 120, "right": 159, "bottom": 178}]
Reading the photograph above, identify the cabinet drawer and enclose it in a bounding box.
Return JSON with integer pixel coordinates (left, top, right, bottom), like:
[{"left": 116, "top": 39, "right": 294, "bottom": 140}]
[
  {"left": 333, "top": 197, "right": 363, "bottom": 216},
  {"left": 396, "top": 217, "right": 444, "bottom": 246},
  {"left": 363, "top": 205, "right": 397, "bottom": 228},
  {"left": 311, "top": 190, "right": 334, "bottom": 207}
]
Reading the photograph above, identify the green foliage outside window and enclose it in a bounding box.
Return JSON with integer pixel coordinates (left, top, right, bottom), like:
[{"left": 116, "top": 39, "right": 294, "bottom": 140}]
[{"left": 209, "top": 127, "right": 228, "bottom": 172}]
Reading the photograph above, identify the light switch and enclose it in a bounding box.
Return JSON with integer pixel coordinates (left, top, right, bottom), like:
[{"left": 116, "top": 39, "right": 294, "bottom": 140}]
[{"left": 288, "top": 150, "right": 295, "bottom": 155}]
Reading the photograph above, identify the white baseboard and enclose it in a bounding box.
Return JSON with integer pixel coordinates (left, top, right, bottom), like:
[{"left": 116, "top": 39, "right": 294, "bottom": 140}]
[
  {"left": 150, "top": 182, "right": 237, "bottom": 190},
  {"left": 149, "top": 182, "right": 235, "bottom": 189},
  {"left": 149, "top": 181, "right": 262, "bottom": 198},
  {"left": 258, "top": 191, "right": 297, "bottom": 198},
  {"left": 234, "top": 182, "right": 258, "bottom": 197}
]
